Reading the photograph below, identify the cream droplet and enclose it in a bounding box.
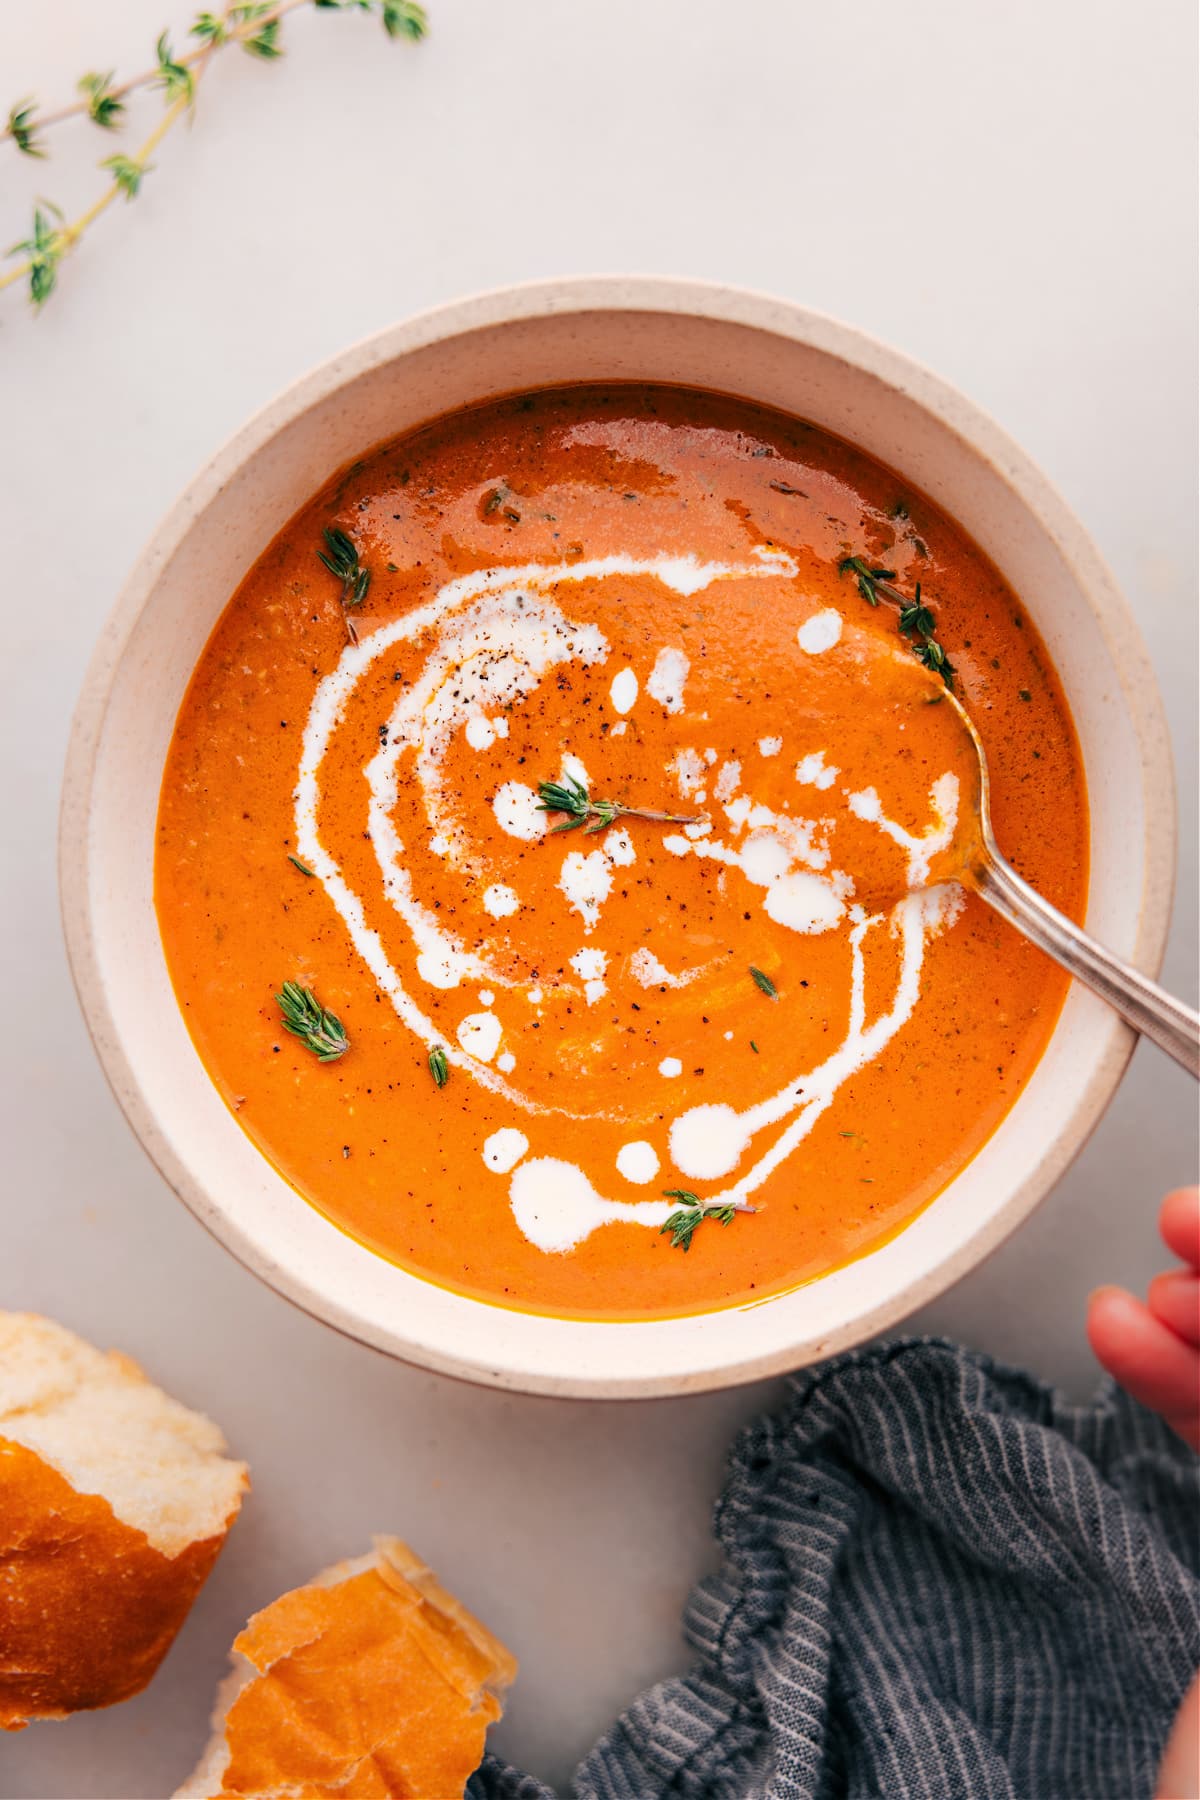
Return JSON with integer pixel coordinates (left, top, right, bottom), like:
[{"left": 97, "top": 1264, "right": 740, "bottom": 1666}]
[
  {"left": 483, "top": 883, "right": 520, "bottom": 919},
  {"left": 609, "top": 666, "right": 639, "bottom": 714},
  {"left": 647, "top": 646, "right": 689, "bottom": 712},
  {"left": 456, "top": 1012, "right": 502, "bottom": 1062},
  {"left": 669, "top": 1103, "right": 751, "bottom": 1180},
  {"left": 465, "top": 713, "right": 497, "bottom": 751},
  {"left": 492, "top": 782, "right": 547, "bottom": 841},
  {"left": 616, "top": 1141, "right": 660, "bottom": 1185},
  {"left": 483, "top": 1128, "right": 529, "bottom": 1174},
  {"left": 797, "top": 609, "right": 843, "bottom": 654}
]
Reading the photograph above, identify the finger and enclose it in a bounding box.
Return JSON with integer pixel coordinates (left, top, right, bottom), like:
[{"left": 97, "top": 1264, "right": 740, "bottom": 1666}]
[
  {"left": 1148, "top": 1272, "right": 1200, "bottom": 1347},
  {"left": 1156, "top": 1669, "right": 1200, "bottom": 1800},
  {"left": 1159, "top": 1188, "right": 1200, "bottom": 1269},
  {"left": 1087, "top": 1286, "right": 1200, "bottom": 1450}
]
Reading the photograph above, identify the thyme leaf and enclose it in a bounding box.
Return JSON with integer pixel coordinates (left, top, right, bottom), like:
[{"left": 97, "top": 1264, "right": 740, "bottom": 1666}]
[
  {"left": 78, "top": 71, "right": 124, "bottom": 128},
  {"left": 287, "top": 853, "right": 315, "bottom": 876},
  {"left": 837, "top": 555, "right": 897, "bottom": 607},
  {"left": 7, "top": 205, "right": 63, "bottom": 307},
  {"left": 191, "top": 12, "right": 231, "bottom": 46},
  {"left": 6, "top": 98, "right": 43, "bottom": 156},
  {"left": 239, "top": 10, "right": 284, "bottom": 58},
  {"left": 275, "top": 981, "right": 349, "bottom": 1061},
  {"left": 428, "top": 1044, "right": 449, "bottom": 1088},
  {"left": 103, "top": 153, "right": 149, "bottom": 199},
  {"left": 154, "top": 32, "right": 196, "bottom": 104},
  {"left": 380, "top": 0, "right": 428, "bottom": 38},
  {"left": 749, "top": 965, "right": 778, "bottom": 999}
]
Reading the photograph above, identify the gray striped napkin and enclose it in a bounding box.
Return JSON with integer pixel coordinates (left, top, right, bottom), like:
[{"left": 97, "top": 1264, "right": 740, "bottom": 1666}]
[{"left": 471, "top": 1337, "right": 1199, "bottom": 1800}]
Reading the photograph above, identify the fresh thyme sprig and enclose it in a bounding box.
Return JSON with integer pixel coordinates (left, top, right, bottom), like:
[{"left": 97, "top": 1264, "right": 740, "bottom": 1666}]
[
  {"left": 275, "top": 981, "right": 350, "bottom": 1061},
  {"left": 660, "top": 1190, "right": 748, "bottom": 1252},
  {"left": 318, "top": 528, "right": 371, "bottom": 605},
  {"left": 837, "top": 556, "right": 956, "bottom": 688},
  {"left": 2, "top": 1, "right": 428, "bottom": 309},
  {"left": 536, "top": 774, "right": 704, "bottom": 836}
]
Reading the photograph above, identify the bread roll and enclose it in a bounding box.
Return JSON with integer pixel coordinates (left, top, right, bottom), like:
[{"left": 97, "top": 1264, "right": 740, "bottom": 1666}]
[
  {"left": 176, "top": 1536, "right": 517, "bottom": 1799},
  {"left": 0, "top": 1311, "right": 248, "bottom": 1730}
]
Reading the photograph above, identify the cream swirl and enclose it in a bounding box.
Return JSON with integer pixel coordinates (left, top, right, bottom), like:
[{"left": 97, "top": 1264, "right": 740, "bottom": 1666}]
[{"left": 295, "top": 547, "right": 964, "bottom": 1253}]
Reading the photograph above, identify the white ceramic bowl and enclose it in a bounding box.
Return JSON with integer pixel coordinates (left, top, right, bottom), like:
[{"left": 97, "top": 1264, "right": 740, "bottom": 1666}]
[{"left": 60, "top": 278, "right": 1175, "bottom": 1398}]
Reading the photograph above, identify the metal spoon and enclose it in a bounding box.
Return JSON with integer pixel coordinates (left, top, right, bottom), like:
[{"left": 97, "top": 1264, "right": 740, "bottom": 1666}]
[{"left": 938, "top": 687, "right": 1198, "bottom": 1079}]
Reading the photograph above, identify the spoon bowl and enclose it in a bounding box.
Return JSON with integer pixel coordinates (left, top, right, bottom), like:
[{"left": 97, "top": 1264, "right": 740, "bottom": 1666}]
[{"left": 932, "top": 683, "right": 1199, "bottom": 1077}]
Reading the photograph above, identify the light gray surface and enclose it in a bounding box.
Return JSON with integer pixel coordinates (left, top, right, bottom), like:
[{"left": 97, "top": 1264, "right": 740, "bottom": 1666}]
[{"left": 1, "top": 2, "right": 1195, "bottom": 1793}]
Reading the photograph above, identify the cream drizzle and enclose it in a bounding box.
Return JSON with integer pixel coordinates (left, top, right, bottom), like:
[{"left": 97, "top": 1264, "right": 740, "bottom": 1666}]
[
  {"left": 295, "top": 548, "right": 796, "bottom": 1104},
  {"left": 510, "top": 881, "right": 964, "bottom": 1252},
  {"left": 294, "top": 545, "right": 965, "bottom": 1252},
  {"left": 847, "top": 773, "right": 959, "bottom": 886}
]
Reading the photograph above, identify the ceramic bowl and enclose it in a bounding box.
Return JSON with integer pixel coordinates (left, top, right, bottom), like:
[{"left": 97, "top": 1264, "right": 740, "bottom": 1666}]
[{"left": 60, "top": 278, "right": 1174, "bottom": 1397}]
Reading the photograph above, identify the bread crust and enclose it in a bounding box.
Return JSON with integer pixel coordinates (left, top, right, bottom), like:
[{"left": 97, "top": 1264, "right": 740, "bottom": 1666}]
[
  {"left": 178, "top": 1538, "right": 516, "bottom": 1799},
  {"left": 0, "top": 1439, "right": 236, "bottom": 1730}
]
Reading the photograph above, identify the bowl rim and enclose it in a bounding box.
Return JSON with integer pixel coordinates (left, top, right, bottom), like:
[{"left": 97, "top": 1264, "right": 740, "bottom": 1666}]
[{"left": 59, "top": 275, "right": 1177, "bottom": 1397}]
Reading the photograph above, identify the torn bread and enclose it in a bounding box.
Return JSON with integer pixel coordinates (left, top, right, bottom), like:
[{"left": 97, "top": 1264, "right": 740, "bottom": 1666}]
[
  {"left": 0, "top": 1311, "right": 247, "bottom": 1731},
  {"left": 175, "top": 1536, "right": 517, "bottom": 1799}
]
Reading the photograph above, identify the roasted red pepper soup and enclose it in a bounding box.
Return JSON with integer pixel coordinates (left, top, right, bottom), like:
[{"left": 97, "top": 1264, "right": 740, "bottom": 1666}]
[{"left": 155, "top": 386, "right": 1087, "bottom": 1319}]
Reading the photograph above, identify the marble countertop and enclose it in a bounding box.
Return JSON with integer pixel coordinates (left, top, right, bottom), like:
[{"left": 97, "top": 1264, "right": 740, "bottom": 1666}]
[{"left": 2, "top": 2, "right": 1195, "bottom": 1792}]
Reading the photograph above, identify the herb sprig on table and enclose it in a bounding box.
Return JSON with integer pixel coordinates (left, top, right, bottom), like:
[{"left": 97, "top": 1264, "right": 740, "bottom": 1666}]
[
  {"left": 2, "top": 1, "right": 428, "bottom": 310},
  {"left": 660, "top": 1190, "right": 751, "bottom": 1252},
  {"left": 537, "top": 774, "right": 704, "bottom": 836},
  {"left": 275, "top": 981, "right": 350, "bottom": 1061},
  {"left": 838, "top": 557, "right": 956, "bottom": 687}
]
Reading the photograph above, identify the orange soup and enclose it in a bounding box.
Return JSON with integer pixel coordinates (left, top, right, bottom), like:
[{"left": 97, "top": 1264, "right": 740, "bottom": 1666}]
[{"left": 155, "top": 386, "right": 1087, "bottom": 1319}]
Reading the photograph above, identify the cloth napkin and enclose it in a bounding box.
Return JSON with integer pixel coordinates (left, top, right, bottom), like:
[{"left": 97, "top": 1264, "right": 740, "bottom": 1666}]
[{"left": 470, "top": 1337, "right": 1200, "bottom": 1800}]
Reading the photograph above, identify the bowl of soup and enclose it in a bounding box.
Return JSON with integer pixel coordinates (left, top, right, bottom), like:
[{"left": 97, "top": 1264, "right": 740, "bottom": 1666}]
[{"left": 60, "top": 279, "right": 1174, "bottom": 1395}]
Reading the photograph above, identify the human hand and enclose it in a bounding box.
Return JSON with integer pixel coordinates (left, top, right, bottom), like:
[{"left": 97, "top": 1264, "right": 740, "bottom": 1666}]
[
  {"left": 1087, "top": 1187, "right": 1200, "bottom": 1450},
  {"left": 1087, "top": 1188, "right": 1199, "bottom": 1798}
]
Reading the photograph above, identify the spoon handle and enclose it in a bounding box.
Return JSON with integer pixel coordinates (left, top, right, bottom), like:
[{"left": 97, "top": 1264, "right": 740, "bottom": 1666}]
[{"left": 977, "top": 851, "right": 1199, "bottom": 1079}]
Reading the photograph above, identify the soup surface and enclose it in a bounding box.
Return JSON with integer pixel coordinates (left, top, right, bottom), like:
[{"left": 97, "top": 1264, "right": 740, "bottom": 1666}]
[{"left": 156, "top": 385, "right": 1087, "bottom": 1319}]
